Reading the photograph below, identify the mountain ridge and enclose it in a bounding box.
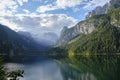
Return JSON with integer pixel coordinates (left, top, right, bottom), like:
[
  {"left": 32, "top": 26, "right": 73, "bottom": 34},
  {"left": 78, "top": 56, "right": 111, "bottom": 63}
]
[
  {"left": 0, "top": 24, "right": 45, "bottom": 56},
  {"left": 57, "top": 0, "right": 120, "bottom": 56}
]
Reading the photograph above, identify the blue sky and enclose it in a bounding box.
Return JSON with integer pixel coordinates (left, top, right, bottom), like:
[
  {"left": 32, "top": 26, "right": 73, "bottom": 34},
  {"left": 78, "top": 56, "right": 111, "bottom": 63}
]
[
  {"left": 16, "top": 0, "right": 109, "bottom": 20},
  {"left": 0, "top": 0, "right": 110, "bottom": 43}
]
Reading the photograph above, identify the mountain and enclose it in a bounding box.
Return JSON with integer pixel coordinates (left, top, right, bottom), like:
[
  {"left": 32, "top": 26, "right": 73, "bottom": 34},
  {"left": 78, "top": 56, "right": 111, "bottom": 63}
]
[
  {"left": 18, "top": 31, "right": 32, "bottom": 38},
  {"left": 42, "top": 32, "right": 58, "bottom": 45},
  {"left": 0, "top": 24, "right": 45, "bottom": 57},
  {"left": 59, "top": 14, "right": 111, "bottom": 44},
  {"left": 58, "top": 0, "right": 120, "bottom": 55},
  {"left": 111, "top": 8, "right": 120, "bottom": 27},
  {"left": 86, "top": 0, "right": 120, "bottom": 18},
  {"left": 67, "top": 19, "right": 120, "bottom": 55}
]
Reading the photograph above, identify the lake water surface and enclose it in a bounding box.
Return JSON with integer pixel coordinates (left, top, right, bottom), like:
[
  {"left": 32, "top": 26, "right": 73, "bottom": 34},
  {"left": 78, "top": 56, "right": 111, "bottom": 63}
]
[
  {"left": 4, "top": 59, "right": 64, "bottom": 80},
  {"left": 4, "top": 55, "right": 120, "bottom": 80}
]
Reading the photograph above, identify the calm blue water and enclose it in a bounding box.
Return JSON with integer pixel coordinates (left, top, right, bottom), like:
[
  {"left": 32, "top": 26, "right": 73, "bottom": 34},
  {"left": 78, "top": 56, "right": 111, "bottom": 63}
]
[
  {"left": 4, "top": 60, "right": 64, "bottom": 80},
  {"left": 4, "top": 55, "right": 120, "bottom": 80}
]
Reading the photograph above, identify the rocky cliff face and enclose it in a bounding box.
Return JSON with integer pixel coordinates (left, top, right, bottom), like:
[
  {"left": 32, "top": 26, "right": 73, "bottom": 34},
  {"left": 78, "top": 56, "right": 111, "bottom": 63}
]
[
  {"left": 58, "top": 0, "right": 120, "bottom": 44},
  {"left": 86, "top": 1, "right": 111, "bottom": 18},
  {"left": 60, "top": 14, "right": 108, "bottom": 44},
  {"left": 86, "top": 0, "right": 120, "bottom": 18},
  {"left": 59, "top": 20, "right": 95, "bottom": 44}
]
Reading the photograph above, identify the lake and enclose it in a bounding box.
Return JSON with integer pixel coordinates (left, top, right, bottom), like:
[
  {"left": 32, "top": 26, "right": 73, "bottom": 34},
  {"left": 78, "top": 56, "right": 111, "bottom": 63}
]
[{"left": 4, "top": 55, "right": 120, "bottom": 80}]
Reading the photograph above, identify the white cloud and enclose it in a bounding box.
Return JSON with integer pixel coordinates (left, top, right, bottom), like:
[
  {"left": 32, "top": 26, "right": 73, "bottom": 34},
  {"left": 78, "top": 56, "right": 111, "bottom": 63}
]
[
  {"left": 0, "top": 14, "right": 77, "bottom": 43},
  {"left": 56, "top": 0, "right": 83, "bottom": 8},
  {"left": 37, "top": 0, "right": 111, "bottom": 13},
  {"left": 0, "top": 0, "right": 111, "bottom": 44},
  {"left": 37, "top": 4, "right": 57, "bottom": 13},
  {"left": 23, "top": 9, "right": 30, "bottom": 14},
  {"left": 72, "top": 7, "right": 81, "bottom": 12},
  {"left": 23, "top": 0, "right": 28, "bottom": 2},
  {"left": 17, "top": 0, "right": 28, "bottom": 6},
  {"left": 84, "top": 0, "right": 110, "bottom": 10},
  {"left": 0, "top": 0, "right": 17, "bottom": 10},
  {"left": 39, "top": 14, "right": 77, "bottom": 30},
  {"left": 0, "top": 0, "right": 30, "bottom": 17},
  {"left": 0, "top": 0, "right": 18, "bottom": 16},
  {"left": 0, "top": 0, "right": 29, "bottom": 16},
  {"left": 0, "top": 17, "right": 23, "bottom": 31},
  {"left": 37, "top": 0, "right": 83, "bottom": 13}
]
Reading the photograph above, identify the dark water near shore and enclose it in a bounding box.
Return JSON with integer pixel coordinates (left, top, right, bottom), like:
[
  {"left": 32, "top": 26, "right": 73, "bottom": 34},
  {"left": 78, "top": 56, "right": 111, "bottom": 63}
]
[{"left": 4, "top": 55, "right": 120, "bottom": 80}]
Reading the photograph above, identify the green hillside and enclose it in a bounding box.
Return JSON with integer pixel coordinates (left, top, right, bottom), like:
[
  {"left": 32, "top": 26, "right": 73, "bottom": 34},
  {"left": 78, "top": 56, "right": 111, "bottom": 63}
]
[
  {"left": 57, "top": 8, "right": 120, "bottom": 56},
  {"left": 69, "top": 24, "right": 120, "bottom": 55}
]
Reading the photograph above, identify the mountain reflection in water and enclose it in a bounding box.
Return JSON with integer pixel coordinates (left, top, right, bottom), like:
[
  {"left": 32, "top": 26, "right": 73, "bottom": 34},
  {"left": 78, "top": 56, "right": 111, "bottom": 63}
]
[{"left": 4, "top": 55, "right": 120, "bottom": 80}]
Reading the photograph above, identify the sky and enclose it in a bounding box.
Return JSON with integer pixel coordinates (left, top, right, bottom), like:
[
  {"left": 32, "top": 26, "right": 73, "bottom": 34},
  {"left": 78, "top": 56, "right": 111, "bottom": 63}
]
[{"left": 0, "top": 0, "right": 110, "bottom": 44}]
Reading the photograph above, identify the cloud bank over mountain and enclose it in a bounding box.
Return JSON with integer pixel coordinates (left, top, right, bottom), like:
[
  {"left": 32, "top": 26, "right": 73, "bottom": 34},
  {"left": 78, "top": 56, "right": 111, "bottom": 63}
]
[{"left": 0, "top": 0, "right": 110, "bottom": 44}]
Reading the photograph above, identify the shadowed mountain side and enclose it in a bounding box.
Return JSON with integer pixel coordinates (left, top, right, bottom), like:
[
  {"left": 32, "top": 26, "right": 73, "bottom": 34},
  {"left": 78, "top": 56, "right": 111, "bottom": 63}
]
[{"left": 0, "top": 24, "right": 47, "bottom": 56}]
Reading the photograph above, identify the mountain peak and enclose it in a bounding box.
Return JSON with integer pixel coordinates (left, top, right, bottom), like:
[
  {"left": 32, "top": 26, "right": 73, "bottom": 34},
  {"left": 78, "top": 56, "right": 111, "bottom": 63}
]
[{"left": 86, "top": 0, "right": 120, "bottom": 18}]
